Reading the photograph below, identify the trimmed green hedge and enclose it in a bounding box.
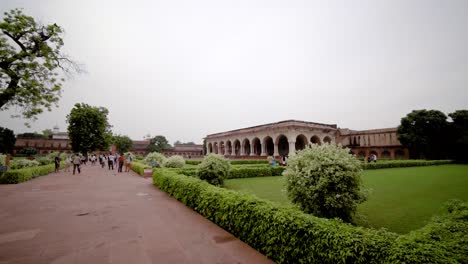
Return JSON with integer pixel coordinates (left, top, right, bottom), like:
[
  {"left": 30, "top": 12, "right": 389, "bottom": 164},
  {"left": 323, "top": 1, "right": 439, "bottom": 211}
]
[
  {"left": 168, "top": 165, "right": 285, "bottom": 179},
  {"left": 153, "top": 169, "right": 467, "bottom": 263},
  {"left": 362, "top": 160, "right": 453, "bottom": 170},
  {"left": 186, "top": 159, "right": 269, "bottom": 165},
  {"left": 229, "top": 166, "right": 284, "bottom": 178},
  {"left": 0, "top": 163, "right": 59, "bottom": 184},
  {"left": 130, "top": 161, "right": 149, "bottom": 176}
]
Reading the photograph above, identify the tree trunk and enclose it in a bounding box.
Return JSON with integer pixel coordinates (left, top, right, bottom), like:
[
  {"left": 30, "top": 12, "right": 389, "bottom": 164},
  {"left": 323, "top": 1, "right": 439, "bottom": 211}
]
[{"left": 0, "top": 77, "right": 19, "bottom": 109}]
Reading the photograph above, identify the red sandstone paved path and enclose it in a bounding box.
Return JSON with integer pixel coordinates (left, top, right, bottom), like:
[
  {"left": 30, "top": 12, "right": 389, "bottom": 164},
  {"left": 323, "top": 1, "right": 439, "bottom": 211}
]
[{"left": 0, "top": 164, "right": 274, "bottom": 264}]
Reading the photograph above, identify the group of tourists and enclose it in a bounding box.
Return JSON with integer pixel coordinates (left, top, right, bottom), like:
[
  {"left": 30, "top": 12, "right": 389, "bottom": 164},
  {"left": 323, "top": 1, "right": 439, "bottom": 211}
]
[{"left": 54, "top": 152, "right": 133, "bottom": 175}]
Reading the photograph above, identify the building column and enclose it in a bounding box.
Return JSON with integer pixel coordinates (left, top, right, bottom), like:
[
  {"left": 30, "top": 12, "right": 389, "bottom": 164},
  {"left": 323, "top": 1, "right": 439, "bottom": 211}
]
[
  {"left": 288, "top": 141, "right": 296, "bottom": 155},
  {"left": 250, "top": 143, "right": 257, "bottom": 156},
  {"left": 261, "top": 143, "right": 267, "bottom": 156},
  {"left": 240, "top": 144, "right": 245, "bottom": 156},
  {"left": 273, "top": 143, "right": 279, "bottom": 157}
]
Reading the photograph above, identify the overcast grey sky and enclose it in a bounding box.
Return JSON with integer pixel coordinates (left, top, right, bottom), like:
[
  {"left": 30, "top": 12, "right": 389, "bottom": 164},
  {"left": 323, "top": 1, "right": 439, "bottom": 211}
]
[{"left": 1, "top": 0, "right": 467, "bottom": 144}]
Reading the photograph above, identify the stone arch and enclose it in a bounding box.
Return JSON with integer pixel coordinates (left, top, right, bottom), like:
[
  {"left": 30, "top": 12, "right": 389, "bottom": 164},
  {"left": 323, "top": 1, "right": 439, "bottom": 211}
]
[
  {"left": 208, "top": 143, "right": 213, "bottom": 153},
  {"left": 226, "top": 141, "right": 232, "bottom": 155},
  {"left": 357, "top": 151, "right": 366, "bottom": 158},
  {"left": 220, "top": 141, "right": 225, "bottom": 155},
  {"left": 295, "top": 134, "right": 308, "bottom": 151},
  {"left": 381, "top": 150, "right": 391, "bottom": 159},
  {"left": 233, "top": 140, "right": 241, "bottom": 156},
  {"left": 263, "top": 136, "right": 274, "bottom": 156},
  {"left": 395, "top": 149, "right": 405, "bottom": 159},
  {"left": 252, "top": 137, "right": 261, "bottom": 155},
  {"left": 323, "top": 136, "right": 332, "bottom": 144},
  {"left": 310, "top": 135, "right": 321, "bottom": 145},
  {"left": 242, "top": 138, "right": 251, "bottom": 155},
  {"left": 213, "top": 142, "right": 218, "bottom": 154},
  {"left": 276, "top": 134, "right": 289, "bottom": 156}
]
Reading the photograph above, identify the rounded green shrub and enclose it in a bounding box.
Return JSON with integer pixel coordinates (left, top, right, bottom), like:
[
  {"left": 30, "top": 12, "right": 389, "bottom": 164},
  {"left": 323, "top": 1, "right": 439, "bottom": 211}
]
[
  {"left": 144, "top": 152, "right": 166, "bottom": 167},
  {"left": 284, "top": 144, "right": 367, "bottom": 222},
  {"left": 197, "top": 154, "right": 230, "bottom": 186},
  {"left": 163, "top": 155, "right": 185, "bottom": 168}
]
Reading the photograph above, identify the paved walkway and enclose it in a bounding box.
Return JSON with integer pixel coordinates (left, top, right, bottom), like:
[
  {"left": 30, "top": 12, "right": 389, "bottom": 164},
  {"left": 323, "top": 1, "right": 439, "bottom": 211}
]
[{"left": 0, "top": 164, "right": 273, "bottom": 264}]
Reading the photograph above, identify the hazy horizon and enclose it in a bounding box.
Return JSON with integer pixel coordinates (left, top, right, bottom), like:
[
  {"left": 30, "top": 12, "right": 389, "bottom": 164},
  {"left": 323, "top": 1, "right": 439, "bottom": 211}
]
[{"left": 1, "top": 0, "right": 467, "bottom": 144}]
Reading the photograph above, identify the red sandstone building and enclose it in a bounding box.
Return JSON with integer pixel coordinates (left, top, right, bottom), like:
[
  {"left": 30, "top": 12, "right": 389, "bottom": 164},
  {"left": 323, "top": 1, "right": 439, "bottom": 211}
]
[
  {"left": 162, "top": 143, "right": 204, "bottom": 158},
  {"left": 204, "top": 120, "right": 408, "bottom": 159}
]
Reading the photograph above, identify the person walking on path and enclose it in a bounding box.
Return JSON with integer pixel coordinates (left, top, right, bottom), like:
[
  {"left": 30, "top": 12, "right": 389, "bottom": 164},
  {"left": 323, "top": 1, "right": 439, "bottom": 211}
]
[
  {"left": 73, "top": 154, "right": 81, "bottom": 175},
  {"left": 54, "top": 155, "right": 61, "bottom": 173},
  {"left": 125, "top": 155, "right": 132, "bottom": 172},
  {"left": 64, "top": 156, "right": 72, "bottom": 172},
  {"left": 108, "top": 153, "right": 114, "bottom": 170},
  {"left": 118, "top": 154, "right": 125, "bottom": 173}
]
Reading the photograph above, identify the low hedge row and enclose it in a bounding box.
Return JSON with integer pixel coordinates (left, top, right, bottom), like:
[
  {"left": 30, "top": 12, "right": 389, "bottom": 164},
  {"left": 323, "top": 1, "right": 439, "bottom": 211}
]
[
  {"left": 169, "top": 165, "right": 285, "bottom": 179},
  {"left": 228, "top": 166, "right": 284, "bottom": 178},
  {"left": 362, "top": 160, "right": 453, "bottom": 170},
  {"left": 0, "top": 163, "right": 59, "bottom": 184},
  {"left": 130, "top": 161, "right": 149, "bottom": 176},
  {"left": 153, "top": 169, "right": 467, "bottom": 263},
  {"left": 186, "top": 159, "right": 269, "bottom": 165}
]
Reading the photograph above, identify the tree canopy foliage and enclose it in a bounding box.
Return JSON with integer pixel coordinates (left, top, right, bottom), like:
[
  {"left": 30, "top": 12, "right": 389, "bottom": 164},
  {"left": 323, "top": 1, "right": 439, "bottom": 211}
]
[
  {"left": 113, "top": 135, "right": 133, "bottom": 153},
  {"left": 397, "top": 109, "right": 468, "bottom": 161},
  {"left": 0, "top": 9, "right": 80, "bottom": 120},
  {"left": 148, "top": 135, "right": 171, "bottom": 153},
  {"left": 0, "top": 126, "right": 15, "bottom": 153},
  {"left": 66, "top": 103, "right": 112, "bottom": 154}
]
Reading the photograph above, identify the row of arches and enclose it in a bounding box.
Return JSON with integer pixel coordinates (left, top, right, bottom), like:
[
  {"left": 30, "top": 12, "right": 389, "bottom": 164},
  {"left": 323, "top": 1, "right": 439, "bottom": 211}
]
[{"left": 207, "top": 134, "right": 333, "bottom": 157}]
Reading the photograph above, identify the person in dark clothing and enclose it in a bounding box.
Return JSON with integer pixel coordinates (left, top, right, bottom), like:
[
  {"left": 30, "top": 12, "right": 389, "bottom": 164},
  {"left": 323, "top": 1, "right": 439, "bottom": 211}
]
[{"left": 54, "top": 156, "right": 60, "bottom": 173}]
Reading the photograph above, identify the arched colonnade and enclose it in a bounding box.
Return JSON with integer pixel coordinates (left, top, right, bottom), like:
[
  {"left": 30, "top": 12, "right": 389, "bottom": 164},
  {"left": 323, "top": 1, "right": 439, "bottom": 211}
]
[{"left": 206, "top": 133, "right": 334, "bottom": 157}]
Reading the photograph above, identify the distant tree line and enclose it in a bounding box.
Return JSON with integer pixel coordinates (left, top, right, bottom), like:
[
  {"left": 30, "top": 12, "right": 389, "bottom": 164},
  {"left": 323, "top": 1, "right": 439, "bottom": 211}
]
[{"left": 398, "top": 109, "right": 468, "bottom": 162}]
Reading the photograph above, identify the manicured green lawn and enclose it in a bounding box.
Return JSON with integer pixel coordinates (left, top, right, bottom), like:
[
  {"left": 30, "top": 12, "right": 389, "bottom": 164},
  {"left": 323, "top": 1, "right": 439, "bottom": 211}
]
[{"left": 224, "top": 164, "right": 468, "bottom": 234}]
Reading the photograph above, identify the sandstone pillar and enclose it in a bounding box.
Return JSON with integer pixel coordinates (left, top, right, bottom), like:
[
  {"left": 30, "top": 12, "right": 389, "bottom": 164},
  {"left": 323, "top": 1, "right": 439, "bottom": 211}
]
[
  {"left": 273, "top": 143, "right": 279, "bottom": 157},
  {"left": 288, "top": 141, "right": 296, "bottom": 155},
  {"left": 261, "top": 143, "right": 267, "bottom": 156}
]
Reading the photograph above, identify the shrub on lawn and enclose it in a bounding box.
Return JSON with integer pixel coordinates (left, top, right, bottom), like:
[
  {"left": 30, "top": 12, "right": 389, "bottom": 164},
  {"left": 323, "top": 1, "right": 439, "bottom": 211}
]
[
  {"left": 197, "top": 154, "right": 230, "bottom": 186},
  {"left": 285, "top": 144, "right": 367, "bottom": 222},
  {"left": 36, "top": 156, "right": 53, "bottom": 166},
  {"left": 163, "top": 155, "right": 185, "bottom": 168},
  {"left": 144, "top": 152, "right": 166, "bottom": 167}
]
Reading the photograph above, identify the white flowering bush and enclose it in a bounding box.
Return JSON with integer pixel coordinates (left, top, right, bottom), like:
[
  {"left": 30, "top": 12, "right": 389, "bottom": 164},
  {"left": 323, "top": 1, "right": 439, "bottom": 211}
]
[
  {"left": 10, "top": 159, "right": 40, "bottom": 169},
  {"left": 284, "top": 144, "right": 367, "bottom": 222},
  {"left": 144, "top": 152, "right": 166, "bottom": 167},
  {"left": 124, "top": 152, "right": 135, "bottom": 160},
  {"left": 163, "top": 155, "right": 185, "bottom": 168},
  {"left": 36, "top": 157, "right": 53, "bottom": 165},
  {"left": 0, "top": 154, "right": 5, "bottom": 165},
  {"left": 197, "top": 154, "right": 231, "bottom": 186}
]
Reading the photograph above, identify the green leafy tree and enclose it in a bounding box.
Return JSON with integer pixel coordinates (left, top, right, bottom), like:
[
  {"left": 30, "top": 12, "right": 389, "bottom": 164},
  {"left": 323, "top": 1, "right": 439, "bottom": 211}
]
[
  {"left": 66, "top": 103, "right": 112, "bottom": 155},
  {"left": 113, "top": 135, "right": 133, "bottom": 153},
  {"left": 0, "top": 126, "right": 15, "bottom": 153},
  {"left": 0, "top": 9, "right": 80, "bottom": 120},
  {"left": 148, "top": 135, "right": 171, "bottom": 153},
  {"left": 18, "top": 146, "right": 37, "bottom": 156},
  {"left": 449, "top": 110, "right": 468, "bottom": 162},
  {"left": 397, "top": 110, "right": 449, "bottom": 159},
  {"left": 42, "top": 128, "right": 52, "bottom": 138},
  {"left": 284, "top": 144, "right": 367, "bottom": 222}
]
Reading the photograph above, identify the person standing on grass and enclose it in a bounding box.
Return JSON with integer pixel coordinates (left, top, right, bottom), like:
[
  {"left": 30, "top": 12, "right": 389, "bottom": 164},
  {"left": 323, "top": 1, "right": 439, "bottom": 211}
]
[{"left": 73, "top": 154, "right": 81, "bottom": 174}]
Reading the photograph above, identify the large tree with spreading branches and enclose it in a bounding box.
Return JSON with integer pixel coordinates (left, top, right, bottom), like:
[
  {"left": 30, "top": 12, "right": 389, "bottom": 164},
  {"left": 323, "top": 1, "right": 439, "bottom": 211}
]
[{"left": 0, "top": 8, "right": 80, "bottom": 121}]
